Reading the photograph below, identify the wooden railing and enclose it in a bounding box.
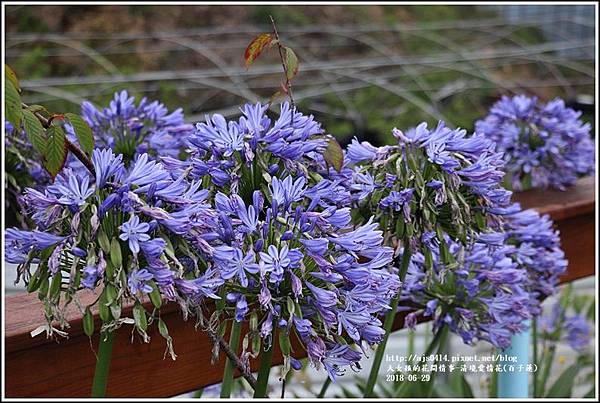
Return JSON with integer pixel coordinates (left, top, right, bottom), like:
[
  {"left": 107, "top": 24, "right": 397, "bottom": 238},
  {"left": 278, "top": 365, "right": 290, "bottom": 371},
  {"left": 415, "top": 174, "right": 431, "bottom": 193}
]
[{"left": 4, "top": 176, "right": 595, "bottom": 397}]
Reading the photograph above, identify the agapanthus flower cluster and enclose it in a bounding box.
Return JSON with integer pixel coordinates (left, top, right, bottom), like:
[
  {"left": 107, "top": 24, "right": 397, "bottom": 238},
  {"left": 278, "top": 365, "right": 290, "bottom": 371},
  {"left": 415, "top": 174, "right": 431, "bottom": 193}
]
[
  {"left": 331, "top": 121, "right": 512, "bottom": 260},
  {"left": 167, "top": 102, "right": 329, "bottom": 193},
  {"left": 475, "top": 95, "right": 595, "bottom": 191},
  {"left": 496, "top": 203, "right": 567, "bottom": 315},
  {"left": 79, "top": 90, "right": 194, "bottom": 161},
  {"left": 538, "top": 299, "right": 591, "bottom": 352},
  {"left": 169, "top": 103, "right": 401, "bottom": 380},
  {"left": 5, "top": 148, "right": 228, "bottom": 355},
  {"left": 206, "top": 174, "right": 400, "bottom": 380},
  {"left": 401, "top": 231, "right": 532, "bottom": 349}
]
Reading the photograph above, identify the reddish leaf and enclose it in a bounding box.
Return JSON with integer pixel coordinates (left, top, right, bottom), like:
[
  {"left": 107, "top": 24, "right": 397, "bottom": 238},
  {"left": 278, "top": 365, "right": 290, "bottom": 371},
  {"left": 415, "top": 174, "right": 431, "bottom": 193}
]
[
  {"left": 49, "top": 114, "right": 66, "bottom": 127},
  {"left": 244, "top": 33, "right": 274, "bottom": 69}
]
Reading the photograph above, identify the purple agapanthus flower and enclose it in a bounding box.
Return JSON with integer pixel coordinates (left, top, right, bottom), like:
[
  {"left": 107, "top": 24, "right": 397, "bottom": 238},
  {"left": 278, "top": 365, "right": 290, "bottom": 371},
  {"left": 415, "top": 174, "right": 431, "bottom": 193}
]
[
  {"left": 128, "top": 269, "right": 154, "bottom": 294},
  {"left": 81, "top": 90, "right": 194, "bottom": 159},
  {"left": 119, "top": 215, "right": 151, "bottom": 254},
  {"left": 475, "top": 95, "right": 595, "bottom": 190}
]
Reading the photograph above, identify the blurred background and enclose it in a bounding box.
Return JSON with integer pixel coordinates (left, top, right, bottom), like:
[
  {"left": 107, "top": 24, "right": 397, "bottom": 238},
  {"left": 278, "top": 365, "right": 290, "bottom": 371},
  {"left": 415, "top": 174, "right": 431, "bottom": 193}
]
[
  {"left": 4, "top": 4, "right": 596, "bottom": 147},
  {"left": 4, "top": 3, "right": 596, "bottom": 398}
]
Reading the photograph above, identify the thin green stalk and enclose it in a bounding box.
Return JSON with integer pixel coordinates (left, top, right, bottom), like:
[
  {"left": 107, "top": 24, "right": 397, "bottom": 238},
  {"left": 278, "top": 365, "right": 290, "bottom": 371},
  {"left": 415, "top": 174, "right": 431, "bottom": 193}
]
[
  {"left": 395, "top": 323, "right": 448, "bottom": 398},
  {"left": 532, "top": 316, "right": 538, "bottom": 397},
  {"left": 91, "top": 331, "right": 114, "bottom": 397},
  {"left": 538, "top": 344, "right": 556, "bottom": 395},
  {"left": 253, "top": 340, "right": 275, "bottom": 397},
  {"left": 363, "top": 248, "right": 412, "bottom": 397},
  {"left": 220, "top": 320, "right": 243, "bottom": 398},
  {"left": 408, "top": 330, "right": 415, "bottom": 356},
  {"left": 317, "top": 377, "right": 332, "bottom": 398},
  {"left": 192, "top": 388, "right": 204, "bottom": 398},
  {"left": 489, "top": 357, "right": 498, "bottom": 398}
]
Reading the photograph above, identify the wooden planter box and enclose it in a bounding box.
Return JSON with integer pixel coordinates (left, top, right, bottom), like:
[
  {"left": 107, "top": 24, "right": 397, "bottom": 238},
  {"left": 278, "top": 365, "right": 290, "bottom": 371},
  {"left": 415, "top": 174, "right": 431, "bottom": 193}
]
[{"left": 4, "top": 176, "right": 595, "bottom": 397}]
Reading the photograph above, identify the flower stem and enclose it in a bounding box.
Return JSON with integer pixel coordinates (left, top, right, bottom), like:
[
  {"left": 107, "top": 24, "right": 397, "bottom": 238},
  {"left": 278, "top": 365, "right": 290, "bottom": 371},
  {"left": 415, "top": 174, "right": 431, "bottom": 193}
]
[
  {"left": 317, "top": 377, "right": 332, "bottom": 398},
  {"left": 363, "top": 247, "right": 412, "bottom": 397},
  {"left": 253, "top": 340, "right": 275, "bottom": 397},
  {"left": 91, "top": 331, "right": 114, "bottom": 397},
  {"left": 532, "top": 317, "right": 538, "bottom": 397},
  {"left": 220, "top": 320, "right": 242, "bottom": 398}
]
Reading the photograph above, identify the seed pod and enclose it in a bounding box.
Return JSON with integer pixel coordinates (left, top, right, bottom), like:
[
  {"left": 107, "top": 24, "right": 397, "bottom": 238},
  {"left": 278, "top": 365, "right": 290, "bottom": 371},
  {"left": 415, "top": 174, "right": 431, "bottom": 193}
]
[
  {"left": 98, "top": 230, "right": 111, "bottom": 254},
  {"left": 99, "top": 289, "right": 111, "bottom": 322},
  {"left": 148, "top": 281, "right": 162, "bottom": 309},
  {"left": 286, "top": 296, "right": 295, "bottom": 317},
  {"left": 158, "top": 318, "right": 169, "bottom": 338},
  {"left": 83, "top": 307, "right": 94, "bottom": 336},
  {"left": 110, "top": 301, "right": 121, "bottom": 320},
  {"left": 49, "top": 271, "right": 62, "bottom": 300},
  {"left": 279, "top": 331, "right": 291, "bottom": 356},
  {"left": 249, "top": 312, "right": 258, "bottom": 332},
  {"left": 105, "top": 283, "right": 117, "bottom": 305},
  {"left": 110, "top": 238, "right": 122, "bottom": 268},
  {"left": 133, "top": 302, "right": 147, "bottom": 333}
]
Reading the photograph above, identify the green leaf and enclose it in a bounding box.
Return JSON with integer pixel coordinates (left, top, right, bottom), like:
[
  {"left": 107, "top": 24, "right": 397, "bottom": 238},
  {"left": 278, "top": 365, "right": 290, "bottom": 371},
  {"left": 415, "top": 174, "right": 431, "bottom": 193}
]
[
  {"left": 323, "top": 137, "right": 344, "bottom": 172},
  {"left": 26, "top": 104, "right": 48, "bottom": 114},
  {"left": 545, "top": 362, "right": 581, "bottom": 397},
  {"left": 244, "top": 33, "right": 274, "bottom": 69},
  {"left": 43, "top": 125, "right": 67, "bottom": 179},
  {"left": 5, "top": 64, "right": 20, "bottom": 90},
  {"left": 83, "top": 306, "right": 95, "bottom": 336},
  {"left": 65, "top": 113, "right": 94, "bottom": 155},
  {"left": 5, "top": 79, "right": 22, "bottom": 129},
  {"left": 22, "top": 109, "right": 46, "bottom": 154},
  {"left": 284, "top": 46, "right": 299, "bottom": 80}
]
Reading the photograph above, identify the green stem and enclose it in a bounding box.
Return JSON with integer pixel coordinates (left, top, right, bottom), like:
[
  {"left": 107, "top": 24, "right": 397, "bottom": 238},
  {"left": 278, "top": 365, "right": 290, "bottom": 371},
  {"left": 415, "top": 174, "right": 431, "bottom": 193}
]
[
  {"left": 192, "top": 388, "right": 204, "bottom": 398},
  {"left": 489, "top": 355, "right": 498, "bottom": 398},
  {"left": 532, "top": 317, "right": 538, "bottom": 398},
  {"left": 317, "top": 377, "right": 332, "bottom": 398},
  {"left": 539, "top": 344, "right": 556, "bottom": 395},
  {"left": 408, "top": 330, "right": 415, "bottom": 356},
  {"left": 253, "top": 339, "right": 275, "bottom": 398},
  {"left": 363, "top": 247, "right": 412, "bottom": 397},
  {"left": 220, "top": 320, "right": 242, "bottom": 398},
  {"left": 91, "top": 331, "right": 114, "bottom": 397}
]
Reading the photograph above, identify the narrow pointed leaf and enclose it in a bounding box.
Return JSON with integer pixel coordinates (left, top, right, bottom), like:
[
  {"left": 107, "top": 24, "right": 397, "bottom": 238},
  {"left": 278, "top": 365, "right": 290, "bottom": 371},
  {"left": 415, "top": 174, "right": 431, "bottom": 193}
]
[
  {"left": 65, "top": 112, "right": 94, "bottom": 154},
  {"left": 5, "top": 79, "right": 22, "bottom": 129},
  {"left": 5, "top": 64, "right": 20, "bottom": 90},
  {"left": 244, "top": 33, "right": 273, "bottom": 69},
  {"left": 22, "top": 109, "right": 46, "bottom": 154},
  {"left": 43, "top": 126, "right": 67, "bottom": 179},
  {"left": 284, "top": 46, "right": 299, "bottom": 80},
  {"left": 323, "top": 137, "right": 344, "bottom": 172}
]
